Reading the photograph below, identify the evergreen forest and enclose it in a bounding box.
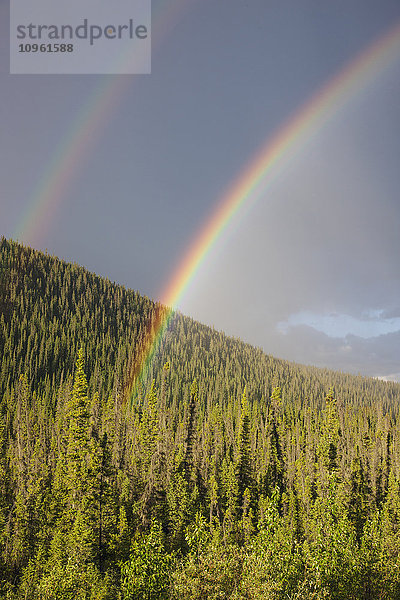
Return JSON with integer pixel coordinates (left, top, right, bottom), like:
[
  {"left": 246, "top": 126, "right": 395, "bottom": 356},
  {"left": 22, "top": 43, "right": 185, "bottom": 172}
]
[{"left": 1, "top": 237, "right": 400, "bottom": 599}]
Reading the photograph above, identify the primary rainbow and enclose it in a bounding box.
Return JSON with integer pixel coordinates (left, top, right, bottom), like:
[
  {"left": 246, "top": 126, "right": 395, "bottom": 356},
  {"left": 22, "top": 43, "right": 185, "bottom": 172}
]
[
  {"left": 11, "top": 12, "right": 400, "bottom": 394},
  {"left": 125, "top": 20, "right": 400, "bottom": 395}
]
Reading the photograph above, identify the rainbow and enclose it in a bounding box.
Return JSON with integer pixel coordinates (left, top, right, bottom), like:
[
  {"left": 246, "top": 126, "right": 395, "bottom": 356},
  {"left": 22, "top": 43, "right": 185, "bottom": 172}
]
[
  {"left": 12, "top": 14, "right": 400, "bottom": 395},
  {"left": 125, "top": 20, "right": 400, "bottom": 395}
]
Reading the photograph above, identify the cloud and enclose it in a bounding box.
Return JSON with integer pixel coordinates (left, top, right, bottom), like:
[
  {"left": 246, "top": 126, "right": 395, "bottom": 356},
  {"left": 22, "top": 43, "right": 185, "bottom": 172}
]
[
  {"left": 179, "top": 61, "right": 400, "bottom": 381},
  {"left": 375, "top": 373, "right": 400, "bottom": 383},
  {"left": 273, "top": 326, "right": 400, "bottom": 381},
  {"left": 277, "top": 310, "right": 400, "bottom": 339}
]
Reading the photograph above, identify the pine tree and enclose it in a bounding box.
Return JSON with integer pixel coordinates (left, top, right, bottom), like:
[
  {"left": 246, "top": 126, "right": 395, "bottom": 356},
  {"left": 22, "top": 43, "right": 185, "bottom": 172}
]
[
  {"left": 63, "top": 349, "right": 107, "bottom": 567},
  {"left": 183, "top": 379, "right": 198, "bottom": 478},
  {"left": 140, "top": 380, "right": 159, "bottom": 474},
  {"left": 266, "top": 387, "right": 284, "bottom": 502},
  {"left": 317, "top": 387, "right": 341, "bottom": 496},
  {"left": 236, "top": 388, "right": 252, "bottom": 513},
  {"left": 139, "top": 381, "right": 167, "bottom": 526},
  {"left": 380, "top": 470, "right": 400, "bottom": 593},
  {"left": 348, "top": 446, "right": 371, "bottom": 543}
]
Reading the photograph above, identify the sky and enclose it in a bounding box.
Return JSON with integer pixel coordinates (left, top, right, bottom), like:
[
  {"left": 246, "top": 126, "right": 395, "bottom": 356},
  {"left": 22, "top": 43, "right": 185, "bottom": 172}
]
[{"left": 1, "top": 0, "right": 400, "bottom": 381}]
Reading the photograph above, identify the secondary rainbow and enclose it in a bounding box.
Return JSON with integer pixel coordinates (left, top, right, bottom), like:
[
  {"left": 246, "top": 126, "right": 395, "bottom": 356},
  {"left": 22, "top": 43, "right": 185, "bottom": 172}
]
[
  {"left": 126, "top": 21, "right": 400, "bottom": 394},
  {"left": 13, "top": 0, "right": 198, "bottom": 246}
]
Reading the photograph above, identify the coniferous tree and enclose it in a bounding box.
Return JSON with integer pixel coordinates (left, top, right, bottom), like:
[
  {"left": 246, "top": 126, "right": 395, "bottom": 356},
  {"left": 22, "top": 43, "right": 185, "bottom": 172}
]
[
  {"left": 1, "top": 239, "right": 400, "bottom": 597},
  {"left": 236, "top": 388, "right": 252, "bottom": 513},
  {"left": 266, "top": 386, "right": 285, "bottom": 502},
  {"left": 348, "top": 446, "right": 371, "bottom": 543}
]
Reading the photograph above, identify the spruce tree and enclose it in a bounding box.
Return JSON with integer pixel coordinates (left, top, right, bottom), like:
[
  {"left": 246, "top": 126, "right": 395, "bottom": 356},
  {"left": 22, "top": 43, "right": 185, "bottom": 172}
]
[
  {"left": 266, "top": 387, "right": 284, "bottom": 501},
  {"left": 236, "top": 388, "right": 252, "bottom": 513}
]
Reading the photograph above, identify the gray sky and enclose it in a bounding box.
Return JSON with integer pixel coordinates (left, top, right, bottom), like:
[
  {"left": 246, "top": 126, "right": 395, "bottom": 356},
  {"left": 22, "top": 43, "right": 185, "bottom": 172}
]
[{"left": 1, "top": 0, "right": 400, "bottom": 380}]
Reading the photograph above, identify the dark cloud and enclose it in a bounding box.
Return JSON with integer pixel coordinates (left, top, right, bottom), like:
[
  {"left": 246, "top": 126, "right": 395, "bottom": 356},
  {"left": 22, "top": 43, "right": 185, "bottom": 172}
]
[{"left": 273, "top": 326, "right": 400, "bottom": 380}]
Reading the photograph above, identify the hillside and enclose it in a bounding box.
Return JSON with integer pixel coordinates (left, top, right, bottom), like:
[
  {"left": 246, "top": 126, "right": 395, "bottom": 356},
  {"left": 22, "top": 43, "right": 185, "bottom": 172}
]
[
  {"left": 1, "top": 237, "right": 399, "bottom": 410},
  {"left": 1, "top": 237, "right": 400, "bottom": 599}
]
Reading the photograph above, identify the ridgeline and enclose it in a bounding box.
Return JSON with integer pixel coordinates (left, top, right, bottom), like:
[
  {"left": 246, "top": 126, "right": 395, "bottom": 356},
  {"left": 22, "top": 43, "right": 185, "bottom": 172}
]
[{"left": 1, "top": 237, "right": 400, "bottom": 599}]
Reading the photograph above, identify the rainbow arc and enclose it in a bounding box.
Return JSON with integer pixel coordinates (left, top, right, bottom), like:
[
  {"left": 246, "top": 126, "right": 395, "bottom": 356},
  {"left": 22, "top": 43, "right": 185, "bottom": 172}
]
[
  {"left": 13, "top": 18, "right": 400, "bottom": 396},
  {"left": 126, "top": 21, "right": 400, "bottom": 395}
]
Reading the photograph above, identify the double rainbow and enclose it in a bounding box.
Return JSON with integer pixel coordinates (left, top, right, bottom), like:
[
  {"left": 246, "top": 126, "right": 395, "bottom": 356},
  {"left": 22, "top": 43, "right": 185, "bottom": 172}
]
[{"left": 13, "top": 17, "right": 400, "bottom": 395}]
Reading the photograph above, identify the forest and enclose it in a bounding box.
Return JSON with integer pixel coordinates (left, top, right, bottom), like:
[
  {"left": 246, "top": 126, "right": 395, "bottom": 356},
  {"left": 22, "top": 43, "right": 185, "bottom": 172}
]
[{"left": 1, "top": 236, "right": 400, "bottom": 599}]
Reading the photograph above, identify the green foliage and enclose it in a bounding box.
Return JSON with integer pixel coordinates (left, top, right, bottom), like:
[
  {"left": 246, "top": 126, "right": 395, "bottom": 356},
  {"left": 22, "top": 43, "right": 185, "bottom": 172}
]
[
  {"left": 1, "top": 239, "right": 400, "bottom": 598},
  {"left": 240, "top": 519, "right": 304, "bottom": 599},
  {"left": 302, "top": 491, "right": 362, "bottom": 599},
  {"left": 36, "top": 562, "right": 113, "bottom": 600},
  {"left": 120, "top": 520, "right": 175, "bottom": 600},
  {"left": 236, "top": 388, "right": 252, "bottom": 510},
  {"left": 172, "top": 535, "right": 243, "bottom": 600},
  {"left": 379, "top": 471, "right": 400, "bottom": 597}
]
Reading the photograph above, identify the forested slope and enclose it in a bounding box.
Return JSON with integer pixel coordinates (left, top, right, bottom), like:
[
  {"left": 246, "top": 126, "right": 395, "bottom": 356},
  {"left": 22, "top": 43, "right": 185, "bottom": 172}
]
[{"left": 1, "top": 237, "right": 400, "bottom": 599}]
